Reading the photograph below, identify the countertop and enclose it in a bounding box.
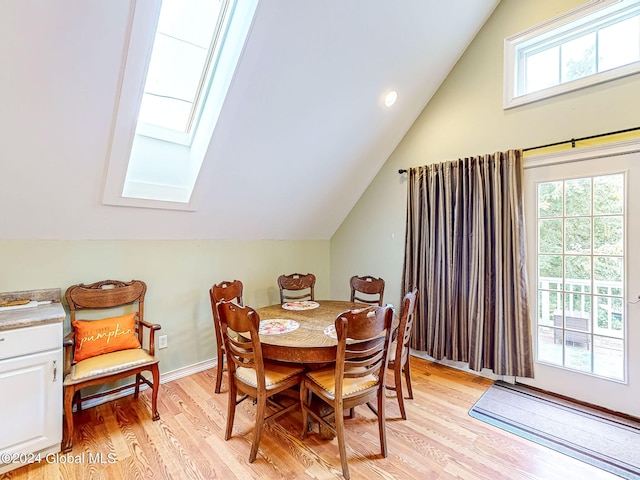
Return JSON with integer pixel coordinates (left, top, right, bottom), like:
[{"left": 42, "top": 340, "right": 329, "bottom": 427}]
[{"left": 0, "top": 288, "right": 66, "bottom": 331}]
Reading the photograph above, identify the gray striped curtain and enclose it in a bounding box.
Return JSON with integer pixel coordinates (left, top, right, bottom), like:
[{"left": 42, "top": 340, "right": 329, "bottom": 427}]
[{"left": 402, "top": 150, "right": 534, "bottom": 377}]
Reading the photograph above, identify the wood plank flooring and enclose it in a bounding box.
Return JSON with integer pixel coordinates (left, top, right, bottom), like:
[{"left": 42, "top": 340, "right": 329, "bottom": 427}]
[{"left": 1, "top": 357, "right": 621, "bottom": 480}]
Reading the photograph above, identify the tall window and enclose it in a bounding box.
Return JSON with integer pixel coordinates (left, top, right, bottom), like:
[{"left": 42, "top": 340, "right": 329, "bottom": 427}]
[
  {"left": 504, "top": 0, "right": 640, "bottom": 108},
  {"left": 536, "top": 174, "right": 625, "bottom": 381}
]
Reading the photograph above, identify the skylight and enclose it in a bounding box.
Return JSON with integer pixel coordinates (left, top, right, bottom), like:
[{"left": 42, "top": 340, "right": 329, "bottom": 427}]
[
  {"left": 137, "top": 0, "right": 229, "bottom": 145},
  {"left": 103, "top": 0, "right": 258, "bottom": 210}
]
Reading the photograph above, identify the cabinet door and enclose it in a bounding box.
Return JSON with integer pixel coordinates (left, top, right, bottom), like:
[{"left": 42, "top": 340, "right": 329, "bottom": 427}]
[{"left": 0, "top": 349, "right": 62, "bottom": 455}]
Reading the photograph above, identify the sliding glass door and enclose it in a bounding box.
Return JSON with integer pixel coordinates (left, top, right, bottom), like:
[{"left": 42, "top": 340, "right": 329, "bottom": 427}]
[{"left": 521, "top": 141, "right": 640, "bottom": 418}]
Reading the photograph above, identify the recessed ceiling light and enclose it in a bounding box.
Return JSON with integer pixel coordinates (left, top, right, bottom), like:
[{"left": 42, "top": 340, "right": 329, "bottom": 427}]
[{"left": 384, "top": 90, "right": 398, "bottom": 107}]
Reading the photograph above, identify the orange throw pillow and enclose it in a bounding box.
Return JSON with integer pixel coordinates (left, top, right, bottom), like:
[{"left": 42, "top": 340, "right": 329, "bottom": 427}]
[{"left": 72, "top": 313, "right": 141, "bottom": 362}]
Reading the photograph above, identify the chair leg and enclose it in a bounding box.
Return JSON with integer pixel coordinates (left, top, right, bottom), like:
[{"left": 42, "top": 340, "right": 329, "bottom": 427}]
[
  {"left": 215, "top": 347, "right": 224, "bottom": 394},
  {"left": 395, "top": 362, "right": 407, "bottom": 420},
  {"left": 335, "top": 404, "right": 350, "bottom": 480},
  {"left": 249, "top": 393, "right": 267, "bottom": 463},
  {"left": 225, "top": 381, "right": 237, "bottom": 441},
  {"left": 377, "top": 389, "right": 388, "bottom": 458},
  {"left": 404, "top": 358, "right": 413, "bottom": 399},
  {"left": 72, "top": 390, "right": 83, "bottom": 412},
  {"left": 300, "top": 381, "right": 310, "bottom": 439},
  {"left": 151, "top": 364, "right": 160, "bottom": 421},
  {"left": 134, "top": 373, "right": 141, "bottom": 399},
  {"left": 62, "top": 386, "right": 76, "bottom": 453}
]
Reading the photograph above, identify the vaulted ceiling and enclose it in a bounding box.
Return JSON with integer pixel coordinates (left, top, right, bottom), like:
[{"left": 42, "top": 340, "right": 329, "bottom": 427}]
[{"left": 0, "top": 0, "right": 499, "bottom": 240}]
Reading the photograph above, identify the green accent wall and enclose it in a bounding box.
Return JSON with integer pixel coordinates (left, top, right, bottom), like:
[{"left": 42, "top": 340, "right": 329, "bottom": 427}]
[{"left": 0, "top": 240, "right": 329, "bottom": 373}]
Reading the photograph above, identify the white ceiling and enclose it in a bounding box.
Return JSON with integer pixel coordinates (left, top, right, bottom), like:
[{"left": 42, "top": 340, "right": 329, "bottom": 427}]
[{"left": 0, "top": 0, "right": 499, "bottom": 240}]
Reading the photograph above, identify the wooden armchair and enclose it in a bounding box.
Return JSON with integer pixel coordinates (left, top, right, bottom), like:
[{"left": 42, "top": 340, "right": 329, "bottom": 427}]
[
  {"left": 350, "top": 275, "right": 385, "bottom": 306},
  {"left": 62, "top": 279, "right": 161, "bottom": 452},
  {"left": 277, "top": 273, "right": 316, "bottom": 303},
  {"left": 209, "top": 279, "right": 244, "bottom": 394}
]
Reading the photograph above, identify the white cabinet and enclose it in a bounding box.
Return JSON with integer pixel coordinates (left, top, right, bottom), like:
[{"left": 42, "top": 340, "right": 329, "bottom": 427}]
[{"left": 0, "top": 322, "right": 63, "bottom": 474}]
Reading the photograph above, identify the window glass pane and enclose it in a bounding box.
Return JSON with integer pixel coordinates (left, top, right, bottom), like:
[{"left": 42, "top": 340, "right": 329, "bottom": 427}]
[
  {"left": 138, "top": 94, "right": 192, "bottom": 131},
  {"left": 539, "top": 219, "right": 563, "bottom": 254},
  {"left": 538, "top": 326, "right": 563, "bottom": 365},
  {"left": 595, "top": 296, "right": 624, "bottom": 337},
  {"left": 594, "top": 255, "right": 623, "bottom": 284},
  {"left": 565, "top": 256, "right": 591, "bottom": 293},
  {"left": 146, "top": 35, "right": 207, "bottom": 104},
  {"left": 563, "top": 293, "right": 591, "bottom": 328},
  {"left": 564, "top": 331, "right": 592, "bottom": 372},
  {"left": 561, "top": 33, "right": 596, "bottom": 83},
  {"left": 593, "top": 336, "right": 623, "bottom": 379},
  {"left": 157, "top": 0, "right": 221, "bottom": 49},
  {"left": 599, "top": 15, "right": 640, "bottom": 72},
  {"left": 538, "top": 181, "right": 563, "bottom": 217},
  {"left": 565, "top": 217, "right": 591, "bottom": 254},
  {"left": 525, "top": 46, "right": 559, "bottom": 93},
  {"left": 593, "top": 174, "right": 623, "bottom": 214},
  {"left": 564, "top": 177, "right": 592, "bottom": 216},
  {"left": 539, "top": 291, "right": 562, "bottom": 327},
  {"left": 593, "top": 216, "right": 623, "bottom": 255},
  {"left": 539, "top": 255, "right": 563, "bottom": 289},
  {"left": 140, "top": 0, "right": 225, "bottom": 135}
]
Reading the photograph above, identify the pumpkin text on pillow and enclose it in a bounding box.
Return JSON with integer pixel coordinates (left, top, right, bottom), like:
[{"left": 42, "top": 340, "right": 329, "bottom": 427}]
[{"left": 72, "top": 312, "right": 141, "bottom": 362}]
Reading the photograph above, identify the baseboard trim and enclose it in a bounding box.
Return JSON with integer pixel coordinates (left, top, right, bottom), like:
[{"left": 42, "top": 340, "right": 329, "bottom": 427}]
[
  {"left": 77, "top": 358, "right": 219, "bottom": 411},
  {"left": 160, "top": 358, "right": 217, "bottom": 384},
  {"left": 409, "top": 349, "right": 507, "bottom": 382}
]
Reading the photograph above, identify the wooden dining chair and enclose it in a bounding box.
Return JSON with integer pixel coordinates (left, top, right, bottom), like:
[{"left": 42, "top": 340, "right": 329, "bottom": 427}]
[
  {"left": 62, "top": 279, "right": 161, "bottom": 452},
  {"left": 277, "top": 272, "right": 316, "bottom": 303},
  {"left": 386, "top": 289, "right": 418, "bottom": 420},
  {"left": 349, "top": 275, "right": 385, "bottom": 306},
  {"left": 300, "top": 304, "right": 394, "bottom": 480},
  {"left": 217, "top": 301, "right": 305, "bottom": 463},
  {"left": 209, "top": 280, "right": 244, "bottom": 394}
]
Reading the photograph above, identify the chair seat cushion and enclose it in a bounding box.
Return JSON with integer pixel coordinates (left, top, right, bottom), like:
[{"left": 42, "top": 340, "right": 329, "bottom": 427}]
[
  {"left": 236, "top": 361, "right": 304, "bottom": 389},
  {"left": 306, "top": 367, "right": 379, "bottom": 399},
  {"left": 65, "top": 348, "right": 157, "bottom": 384}
]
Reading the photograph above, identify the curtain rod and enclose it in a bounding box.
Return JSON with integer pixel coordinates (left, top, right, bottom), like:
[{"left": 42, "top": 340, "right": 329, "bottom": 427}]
[
  {"left": 522, "top": 126, "right": 640, "bottom": 152},
  {"left": 398, "top": 126, "right": 640, "bottom": 174}
]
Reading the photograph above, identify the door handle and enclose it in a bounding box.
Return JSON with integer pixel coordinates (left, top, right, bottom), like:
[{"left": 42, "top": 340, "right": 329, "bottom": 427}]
[
  {"left": 53, "top": 360, "right": 57, "bottom": 382},
  {"left": 629, "top": 295, "right": 640, "bottom": 305}
]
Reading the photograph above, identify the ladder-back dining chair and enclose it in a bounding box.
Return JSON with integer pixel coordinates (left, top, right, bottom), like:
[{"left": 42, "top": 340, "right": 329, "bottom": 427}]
[
  {"left": 62, "top": 279, "right": 161, "bottom": 452},
  {"left": 386, "top": 289, "right": 418, "bottom": 420},
  {"left": 300, "top": 304, "right": 394, "bottom": 480},
  {"left": 349, "top": 275, "right": 385, "bottom": 306},
  {"left": 277, "top": 273, "right": 316, "bottom": 303},
  {"left": 217, "top": 301, "right": 305, "bottom": 463},
  {"left": 209, "top": 279, "right": 244, "bottom": 394}
]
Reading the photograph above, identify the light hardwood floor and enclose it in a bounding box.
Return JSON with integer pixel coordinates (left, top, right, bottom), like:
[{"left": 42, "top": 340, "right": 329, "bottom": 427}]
[{"left": 2, "top": 357, "right": 621, "bottom": 480}]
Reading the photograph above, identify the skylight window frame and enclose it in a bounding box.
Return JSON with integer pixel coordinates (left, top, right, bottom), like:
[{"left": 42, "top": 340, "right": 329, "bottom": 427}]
[
  {"left": 135, "top": 0, "right": 235, "bottom": 147},
  {"left": 102, "top": 0, "right": 259, "bottom": 211},
  {"left": 504, "top": 0, "right": 640, "bottom": 109}
]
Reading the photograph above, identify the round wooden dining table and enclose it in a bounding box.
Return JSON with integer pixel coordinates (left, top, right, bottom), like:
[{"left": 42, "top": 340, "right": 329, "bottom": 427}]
[
  {"left": 256, "top": 300, "right": 368, "bottom": 363},
  {"left": 256, "top": 300, "right": 394, "bottom": 440}
]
